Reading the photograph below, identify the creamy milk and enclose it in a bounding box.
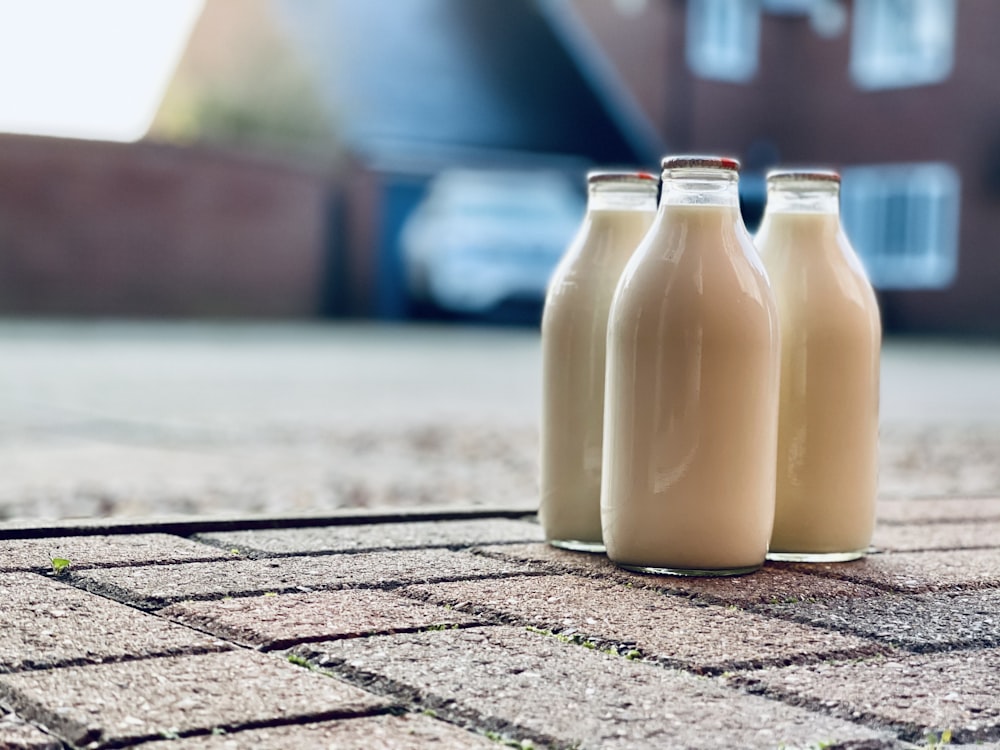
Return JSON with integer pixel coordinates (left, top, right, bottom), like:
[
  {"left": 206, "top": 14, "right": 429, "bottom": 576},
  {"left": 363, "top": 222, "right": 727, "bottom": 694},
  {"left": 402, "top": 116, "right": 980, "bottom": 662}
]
[
  {"left": 602, "top": 194, "right": 780, "bottom": 574},
  {"left": 541, "top": 183, "right": 656, "bottom": 551},
  {"left": 756, "top": 206, "right": 881, "bottom": 560}
]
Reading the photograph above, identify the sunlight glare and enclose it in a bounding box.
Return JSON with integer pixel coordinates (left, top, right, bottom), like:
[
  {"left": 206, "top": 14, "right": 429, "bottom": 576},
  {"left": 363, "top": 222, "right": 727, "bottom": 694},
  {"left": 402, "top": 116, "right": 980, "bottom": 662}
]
[{"left": 0, "top": 0, "right": 204, "bottom": 142}]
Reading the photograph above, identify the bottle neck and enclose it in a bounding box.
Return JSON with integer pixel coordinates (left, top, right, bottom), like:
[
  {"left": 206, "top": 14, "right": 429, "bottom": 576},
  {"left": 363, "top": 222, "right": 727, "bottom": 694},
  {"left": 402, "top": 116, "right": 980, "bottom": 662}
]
[
  {"left": 587, "top": 181, "right": 658, "bottom": 212},
  {"left": 660, "top": 167, "right": 740, "bottom": 209},
  {"left": 765, "top": 184, "right": 840, "bottom": 215}
]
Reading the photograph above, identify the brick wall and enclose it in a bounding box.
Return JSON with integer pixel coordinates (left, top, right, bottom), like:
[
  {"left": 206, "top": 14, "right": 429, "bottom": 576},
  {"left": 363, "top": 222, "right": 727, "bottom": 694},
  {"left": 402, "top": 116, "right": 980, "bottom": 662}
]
[{"left": 0, "top": 135, "right": 333, "bottom": 317}]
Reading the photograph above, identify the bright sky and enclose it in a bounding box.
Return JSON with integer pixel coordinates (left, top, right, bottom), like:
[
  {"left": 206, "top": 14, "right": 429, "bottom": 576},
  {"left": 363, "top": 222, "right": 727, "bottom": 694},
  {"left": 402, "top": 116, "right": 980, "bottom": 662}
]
[{"left": 0, "top": 0, "right": 204, "bottom": 142}]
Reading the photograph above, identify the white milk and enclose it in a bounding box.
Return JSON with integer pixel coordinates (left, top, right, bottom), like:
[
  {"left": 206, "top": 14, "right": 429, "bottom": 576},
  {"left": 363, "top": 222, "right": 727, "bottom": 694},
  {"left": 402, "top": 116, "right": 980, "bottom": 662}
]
[
  {"left": 602, "top": 157, "right": 780, "bottom": 575},
  {"left": 755, "top": 171, "right": 881, "bottom": 561},
  {"left": 540, "top": 172, "right": 657, "bottom": 551}
]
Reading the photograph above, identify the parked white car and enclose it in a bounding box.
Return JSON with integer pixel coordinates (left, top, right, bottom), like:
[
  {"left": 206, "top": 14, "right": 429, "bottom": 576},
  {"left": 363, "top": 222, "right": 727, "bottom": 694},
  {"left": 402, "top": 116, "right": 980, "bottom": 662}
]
[{"left": 401, "top": 169, "right": 584, "bottom": 313}]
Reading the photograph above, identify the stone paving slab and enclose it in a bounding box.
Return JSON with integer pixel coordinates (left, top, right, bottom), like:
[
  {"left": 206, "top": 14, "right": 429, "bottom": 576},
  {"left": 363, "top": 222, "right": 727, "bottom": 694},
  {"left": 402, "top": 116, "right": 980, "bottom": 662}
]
[
  {"left": 784, "top": 548, "right": 1000, "bottom": 592},
  {"left": 872, "top": 520, "right": 1000, "bottom": 552},
  {"left": 139, "top": 714, "right": 500, "bottom": 749},
  {"left": 70, "top": 548, "right": 539, "bottom": 609},
  {"left": 0, "top": 712, "right": 60, "bottom": 750},
  {"left": 745, "top": 647, "right": 1000, "bottom": 745},
  {"left": 402, "top": 575, "right": 886, "bottom": 672},
  {"left": 0, "top": 533, "right": 231, "bottom": 572},
  {"left": 298, "top": 626, "right": 895, "bottom": 750},
  {"left": 753, "top": 587, "right": 1000, "bottom": 651},
  {"left": 876, "top": 497, "right": 1000, "bottom": 524},
  {"left": 477, "top": 543, "right": 885, "bottom": 605},
  {"left": 0, "top": 650, "right": 390, "bottom": 749},
  {"left": 160, "top": 589, "right": 480, "bottom": 650},
  {"left": 195, "top": 518, "right": 543, "bottom": 556},
  {"left": 0, "top": 572, "right": 229, "bottom": 673}
]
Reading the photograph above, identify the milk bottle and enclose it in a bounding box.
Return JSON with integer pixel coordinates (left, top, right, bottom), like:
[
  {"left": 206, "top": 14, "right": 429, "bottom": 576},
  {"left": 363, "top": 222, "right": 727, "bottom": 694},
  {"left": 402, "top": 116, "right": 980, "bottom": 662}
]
[
  {"left": 755, "top": 170, "right": 881, "bottom": 561},
  {"left": 540, "top": 171, "right": 658, "bottom": 551},
  {"left": 602, "top": 156, "right": 780, "bottom": 575}
]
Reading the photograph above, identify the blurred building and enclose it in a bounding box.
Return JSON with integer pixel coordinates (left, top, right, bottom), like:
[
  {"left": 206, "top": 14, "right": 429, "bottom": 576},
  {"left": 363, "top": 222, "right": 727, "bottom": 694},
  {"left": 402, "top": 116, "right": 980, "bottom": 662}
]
[
  {"left": 583, "top": 0, "right": 993, "bottom": 335},
  {"left": 0, "top": 0, "right": 998, "bottom": 333}
]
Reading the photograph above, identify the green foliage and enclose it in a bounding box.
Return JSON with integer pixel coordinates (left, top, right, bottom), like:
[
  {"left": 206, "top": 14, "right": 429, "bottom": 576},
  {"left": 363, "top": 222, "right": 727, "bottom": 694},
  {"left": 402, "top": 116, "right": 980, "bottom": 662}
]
[
  {"left": 286, "top": 653, "right": 312, "bottom": 669},
  {"left": 49, "top": 557, "right": 71, "bottom": 575}
]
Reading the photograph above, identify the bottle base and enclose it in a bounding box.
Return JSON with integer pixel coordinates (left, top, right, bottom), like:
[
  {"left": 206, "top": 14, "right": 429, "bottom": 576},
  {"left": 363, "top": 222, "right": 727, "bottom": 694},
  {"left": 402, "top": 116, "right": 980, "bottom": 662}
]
[
  {"left": 766, "top": 549, "right": 868, "bottom": 563},
  {"left": 548, "top": 539, "right": 606, "bottom": 554},
  {"left": 615, "top": 562, "right": 762, "bottom": 578}
]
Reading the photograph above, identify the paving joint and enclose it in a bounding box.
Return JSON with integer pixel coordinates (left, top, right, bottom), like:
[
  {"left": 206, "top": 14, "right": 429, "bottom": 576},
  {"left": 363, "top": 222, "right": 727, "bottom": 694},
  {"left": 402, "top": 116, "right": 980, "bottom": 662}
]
[
  {"left": 292, "top": 644, "right": 564, "bottom": 750},
  {"left": 255, "top": 620, "right": 490, "bottom": 653},
  {"left": 64, "top": 567, "right": 551, "bottom": 611},
  {"left": 0, "top": 641, "right": 233, "bottom": 678},
  {"left": 190, "top": 537, "right": 548, "bottom": 560},
  {"left": 0, "top": 506, "right": 539, "bottom": 541},
  {"left": 732, "top": 672, "right": 998, "bottom": 747}
]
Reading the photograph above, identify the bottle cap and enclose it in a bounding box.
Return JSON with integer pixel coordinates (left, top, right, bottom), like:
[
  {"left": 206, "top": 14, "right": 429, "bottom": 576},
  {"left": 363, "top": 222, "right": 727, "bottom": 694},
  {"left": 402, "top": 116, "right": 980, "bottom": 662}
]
[
  {"left": 767, "top": 169, "right": 840, "bottom": 184},
  {"left": 661, "top": 155, "right": 740, "bottom": 171},
  {"left": 587, "top": 171, "right": 659, "bottom": 185}
]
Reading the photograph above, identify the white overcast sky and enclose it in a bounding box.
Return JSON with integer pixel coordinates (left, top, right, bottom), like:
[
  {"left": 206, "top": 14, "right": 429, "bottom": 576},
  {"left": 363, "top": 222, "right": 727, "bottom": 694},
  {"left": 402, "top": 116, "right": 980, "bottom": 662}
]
[{"left": 0, "top": 0, "right": 204, "bottom": 142}]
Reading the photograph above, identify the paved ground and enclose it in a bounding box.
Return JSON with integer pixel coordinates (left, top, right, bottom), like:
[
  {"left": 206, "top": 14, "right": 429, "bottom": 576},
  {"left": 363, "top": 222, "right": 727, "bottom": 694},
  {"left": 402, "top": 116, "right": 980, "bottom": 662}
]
[
  {"left": 2, "top": 322, "right": 1000, "bottom": 519},
  {"left": 1, "top": 502, "right": 999, "bottom": 749},
  {"left": 1, "top": 322, "right": 999, "bottom": 748}
]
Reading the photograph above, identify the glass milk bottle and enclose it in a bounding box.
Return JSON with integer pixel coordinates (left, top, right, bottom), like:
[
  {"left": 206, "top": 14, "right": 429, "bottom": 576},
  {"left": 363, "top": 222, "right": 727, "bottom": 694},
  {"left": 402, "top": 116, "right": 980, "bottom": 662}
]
[
  {"left": 755, "top": 170, "right": 881, "bottom": 561},
  {"left": 602, "top": 156, "right": 780, "bottom": 576},
  {"left": 540, "top": 171, "right": 658, "bottom": 551}
]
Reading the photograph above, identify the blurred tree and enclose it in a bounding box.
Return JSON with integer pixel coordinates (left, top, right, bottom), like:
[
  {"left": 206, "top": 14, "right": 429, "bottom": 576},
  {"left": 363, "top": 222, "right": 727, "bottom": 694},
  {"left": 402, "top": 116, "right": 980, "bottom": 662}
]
[{"left": 147, "top": 0, "right": 339, "bottom": 162}]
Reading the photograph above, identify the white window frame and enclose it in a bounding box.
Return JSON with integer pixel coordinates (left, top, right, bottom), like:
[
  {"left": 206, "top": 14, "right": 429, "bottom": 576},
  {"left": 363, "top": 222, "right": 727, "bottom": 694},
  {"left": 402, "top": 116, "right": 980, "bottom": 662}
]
[
  {"left": 686, "top": 0, "right": 761, "bottom": 83},
  {"left": 841, "top": 162, "right": 960, "bottom": 290},
  {"left": 850, "top": 0, "right": 956, "bottom": 90}
]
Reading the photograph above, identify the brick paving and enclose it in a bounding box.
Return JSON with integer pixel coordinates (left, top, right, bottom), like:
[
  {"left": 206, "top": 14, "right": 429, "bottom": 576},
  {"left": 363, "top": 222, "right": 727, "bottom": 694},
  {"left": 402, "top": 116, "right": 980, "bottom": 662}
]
[
  {"left": 0, "top": 534, "right": 233, "bottom": 573},
  {"left": 0, "top": 507, "right": 997, "bottom": 748},
  {"left": 137, "top": 714, "right": 502, "bottom": 749},
  {"left": 160, "top": 589, "right": 481, "bottom": 650}
]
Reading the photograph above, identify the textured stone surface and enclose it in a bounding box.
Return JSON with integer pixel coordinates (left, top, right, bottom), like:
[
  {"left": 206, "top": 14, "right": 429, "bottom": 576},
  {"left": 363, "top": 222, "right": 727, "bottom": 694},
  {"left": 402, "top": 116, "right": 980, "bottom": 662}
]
[
  {"left": 871, "top": 520, "right": 1000, "bottom": 552},
  {"left": 783, "top": 549, "right": 1000, "bottom": 592},
  {"left": 0, "top": 712, "right": 60, "bottom": 750},
  {"left": 475, "top": 541, "right": 621, "bottom": 576},
  {"left": 300, "top": 626, "right": 893, "bottom": 750},
  {"left": 478, "top": 543, "right": 883, "bottom": 605},
  {"left": 879, "top": 423, "right": 1000, "bottom": 499},
  {"left": 0, "top": 650, "right": 389, "bottom": 748},
  {"left": 748, "top": 648, "right": 1000, "bottom": 744},
  {"left": 402, "top": 575, "right": 884, "bottom": 671},
  {"left": 1, "top": 324, "right": 997, "bottom": 520},
  {"left": 138, "top": 714, "right": 500, "bottom": 749},
  {"left": 877, "top": 497, "right": 1000, "bottom": 524},
  {"left": 160, "top": 589, "right": 479, "bottom": 649},
  {"left": 0, "top": 572, "right": 228, "bottom": 672},
  {"left": 71, "top": 549, "right": 538, "bottom": 608},
  {"left": 196, "top": 518, "right": 542, "bottom": 556},
  {"left": 0, "top": 534, "right": 230, "bottom": 572},
  {"left": 754, "top": 587, "right": 1000, "bottom": 650}
]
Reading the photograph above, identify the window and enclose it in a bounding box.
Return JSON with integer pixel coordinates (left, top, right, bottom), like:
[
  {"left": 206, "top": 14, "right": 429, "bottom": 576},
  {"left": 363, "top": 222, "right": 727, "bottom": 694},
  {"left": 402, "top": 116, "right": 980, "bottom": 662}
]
[
  {"left": 850, "top": 0, "right": 956, "bottom": 89},
  {"left": 840, "top": 162, "right": 960, "bottom": 289},
  {"left": 686, "top": 0, "right": 760, "bottom": 82}
]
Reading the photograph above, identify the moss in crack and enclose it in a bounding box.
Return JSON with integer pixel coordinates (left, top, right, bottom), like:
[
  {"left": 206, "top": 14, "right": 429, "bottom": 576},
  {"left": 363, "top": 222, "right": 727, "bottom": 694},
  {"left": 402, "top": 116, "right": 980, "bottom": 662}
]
[
  {"left": 923, "top": 729, "right": 953, "bottom": 748},
  {"left": 483, "top": 730, "right": 536, "bottom": 749}
]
